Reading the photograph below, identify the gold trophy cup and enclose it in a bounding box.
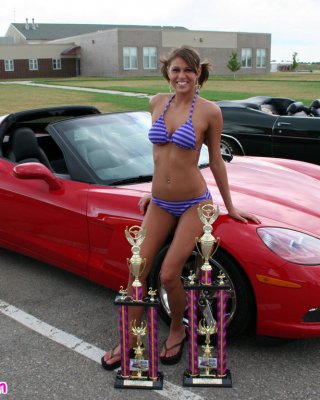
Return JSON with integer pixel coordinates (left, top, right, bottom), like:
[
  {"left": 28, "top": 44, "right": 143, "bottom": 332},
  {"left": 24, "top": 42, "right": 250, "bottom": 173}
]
[
  {"left": 196, "top": 204, "right": 220, "bottom": 285},
  {"left": 125, "top": 225, "right": 146, "bottom": 299}
]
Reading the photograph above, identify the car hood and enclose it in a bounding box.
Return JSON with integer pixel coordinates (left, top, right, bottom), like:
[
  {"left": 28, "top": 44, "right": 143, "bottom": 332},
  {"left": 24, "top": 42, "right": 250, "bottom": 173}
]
[
  {"left": 118, "top": 156, "right": 320, "bottom": 237},
  {"left": 203, "top": 157, "right": 320, "bottom": 236}
]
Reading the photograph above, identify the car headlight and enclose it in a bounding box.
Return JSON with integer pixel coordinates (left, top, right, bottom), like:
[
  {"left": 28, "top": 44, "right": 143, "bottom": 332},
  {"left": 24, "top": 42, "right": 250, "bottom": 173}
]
[{"left": 257, "top": 227, "right": 320, "bottom": 265}]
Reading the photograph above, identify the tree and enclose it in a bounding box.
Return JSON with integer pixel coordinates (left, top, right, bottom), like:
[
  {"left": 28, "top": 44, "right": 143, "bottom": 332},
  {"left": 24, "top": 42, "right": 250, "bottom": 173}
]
[
  {"left": 292, "top": 52, "right": 299, "bottom": 71},
  {"left": 227, "top": 51, "right": 241, "bottom": 79}
]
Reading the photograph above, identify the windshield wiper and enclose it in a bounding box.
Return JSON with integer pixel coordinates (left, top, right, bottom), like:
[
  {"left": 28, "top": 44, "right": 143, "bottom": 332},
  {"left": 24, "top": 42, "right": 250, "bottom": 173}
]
[{"left": 108, "top": 174, "right": 153, "bottom": 186}]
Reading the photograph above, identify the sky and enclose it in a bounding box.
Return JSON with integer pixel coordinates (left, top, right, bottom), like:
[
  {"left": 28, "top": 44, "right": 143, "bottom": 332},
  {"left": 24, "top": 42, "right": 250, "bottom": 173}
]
[{"left": 1, "top": 0, "right": 319, "bottom": 62}]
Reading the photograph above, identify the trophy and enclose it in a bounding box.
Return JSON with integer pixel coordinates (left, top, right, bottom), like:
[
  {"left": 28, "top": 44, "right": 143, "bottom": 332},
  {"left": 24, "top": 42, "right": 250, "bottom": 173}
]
[
  {"left": 125, "top": 225, "right": 146, "bottom": 301},
  {"left": 114, "top": 225, "right": 163, "bottom": 389},
  {"left": 183, "top": 203, "right": 232, "bottom": 387},
  {"left": 130, "top": 320, "right": 148, "bottom": 378},
  {"left": 196, "top": 204, "right": 220, "bottom": 285},
  {"left": 197, "top": 319, "right": 217, "bottom": 376}
]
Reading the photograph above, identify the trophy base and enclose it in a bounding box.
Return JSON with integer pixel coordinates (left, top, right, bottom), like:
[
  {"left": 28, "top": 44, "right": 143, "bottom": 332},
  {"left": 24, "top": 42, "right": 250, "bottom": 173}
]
[
  {"left": 183, "top": 369, "right": 232, "bottom": 387},
  {"left": 114, "top": 371, "right": 164, "bottom": 390}
]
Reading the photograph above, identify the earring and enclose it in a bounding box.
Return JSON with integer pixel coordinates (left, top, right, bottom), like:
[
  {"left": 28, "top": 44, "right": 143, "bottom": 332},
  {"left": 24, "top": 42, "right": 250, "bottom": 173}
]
[
  {"left": 195, "top": 79, "right": 201, "bottom": 94},
  {"left": 169, "top": 82, "right": 174, "bottom": 93}
]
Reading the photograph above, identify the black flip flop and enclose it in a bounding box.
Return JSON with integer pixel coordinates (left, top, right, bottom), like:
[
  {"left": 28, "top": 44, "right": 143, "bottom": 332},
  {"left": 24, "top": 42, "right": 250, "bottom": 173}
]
[
  {"left": 160, "top": 337, "right": 185, "bottom": 365},
  {"left": 101, "top": 347, "right": 135, "bottom": 370}
]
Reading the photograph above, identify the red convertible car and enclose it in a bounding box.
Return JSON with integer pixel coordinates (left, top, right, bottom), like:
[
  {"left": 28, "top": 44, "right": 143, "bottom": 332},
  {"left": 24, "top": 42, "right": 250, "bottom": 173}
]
[{"left": 0, "top": 106, "right": 319, "bottom": 340}]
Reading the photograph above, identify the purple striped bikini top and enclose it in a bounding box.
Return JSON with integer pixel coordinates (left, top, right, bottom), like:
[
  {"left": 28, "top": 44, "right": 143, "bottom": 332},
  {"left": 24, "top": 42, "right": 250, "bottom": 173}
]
[{"left": 148, "top": 94, "right": 198, "bottom": 150}]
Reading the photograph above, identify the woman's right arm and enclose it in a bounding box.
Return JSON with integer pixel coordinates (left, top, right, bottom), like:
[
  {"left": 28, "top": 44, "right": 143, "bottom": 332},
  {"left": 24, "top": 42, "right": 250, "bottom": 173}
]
[{"left": 139, "top": 193, "right": 152, "bottom": 215}]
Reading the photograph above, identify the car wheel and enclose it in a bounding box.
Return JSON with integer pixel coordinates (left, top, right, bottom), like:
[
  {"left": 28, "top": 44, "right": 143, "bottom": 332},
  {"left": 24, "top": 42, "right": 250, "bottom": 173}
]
[
  {"left": 220, "top": 138, "right": 244, "bottom": 156},
  {"left": 149, "top": 245, "right": 256, "bottom": 338}
]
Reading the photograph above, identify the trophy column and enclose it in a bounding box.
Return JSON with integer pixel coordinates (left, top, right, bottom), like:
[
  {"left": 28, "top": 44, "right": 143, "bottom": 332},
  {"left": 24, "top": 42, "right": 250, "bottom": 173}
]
[
  {"left": 147, "top": 289, "right": 159, "bottom": 381},
  {"left": 217, "top": 275, "right": 228, "bottom": 378},
  {"left": 118, "top": 288, "right": 130, "bottom": 379},
  {"left": 114, "top": 225, "right": 163, "bottom": 390},
  {"left": 183, "top": 204, "right": 232, "bottom": 387},
  {"left": 187, "top": 281, "right": 199, "bottom": 377}
]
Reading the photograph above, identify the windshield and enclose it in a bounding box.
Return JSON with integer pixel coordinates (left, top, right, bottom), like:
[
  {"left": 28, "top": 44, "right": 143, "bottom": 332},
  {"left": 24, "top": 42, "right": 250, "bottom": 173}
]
[{"left": 51, "top": 111, "right": 209, "bottom": 184}]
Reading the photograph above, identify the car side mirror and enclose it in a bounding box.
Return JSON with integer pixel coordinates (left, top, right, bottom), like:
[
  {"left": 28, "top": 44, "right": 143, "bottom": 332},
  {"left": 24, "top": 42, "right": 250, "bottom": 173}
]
[{"left": 13, "top": 162, "right": 63, "bottom": 191}]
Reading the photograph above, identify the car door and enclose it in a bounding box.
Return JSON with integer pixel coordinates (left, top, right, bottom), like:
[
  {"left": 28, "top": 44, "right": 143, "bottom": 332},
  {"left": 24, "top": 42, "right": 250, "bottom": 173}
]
[
  {"left": 0, "top": 159, "right": 90, "bottom": 277},
  {"left": 272, "top": 116, "right": 320, "bottom": 164},
  {"left": 221, "top": 107, "right": 275, "bottom": 156},
  {"left": 85, "top": 186, "right": 145, "bottom": 291}
]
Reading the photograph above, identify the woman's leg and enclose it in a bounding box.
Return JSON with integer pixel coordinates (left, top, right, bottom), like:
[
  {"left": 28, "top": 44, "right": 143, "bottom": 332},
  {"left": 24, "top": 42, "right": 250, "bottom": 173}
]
[
  {"left": 102, "top": 201, "right": 177, "bottom": 367},
  {"left": 159, "top": 200, "right": 211, "bottom": 359}
]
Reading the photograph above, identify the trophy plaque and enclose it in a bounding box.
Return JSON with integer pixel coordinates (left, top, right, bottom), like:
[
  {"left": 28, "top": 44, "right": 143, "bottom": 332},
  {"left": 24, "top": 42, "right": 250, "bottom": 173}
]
[
  {"left": 114, "top": 225, "right": 163, "bottom": 390},
  {"left": 183, "top": 204, "right": 232, "bottom": 387}
]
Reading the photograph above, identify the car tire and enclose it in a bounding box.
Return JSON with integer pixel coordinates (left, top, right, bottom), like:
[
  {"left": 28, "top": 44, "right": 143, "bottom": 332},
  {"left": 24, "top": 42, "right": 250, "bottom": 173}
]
[
  {"left": 148, "top": 245, "right": 256, "bottom": 338},
  {"left": 221, "top": 137, "right": 244, "bottom": 156}
]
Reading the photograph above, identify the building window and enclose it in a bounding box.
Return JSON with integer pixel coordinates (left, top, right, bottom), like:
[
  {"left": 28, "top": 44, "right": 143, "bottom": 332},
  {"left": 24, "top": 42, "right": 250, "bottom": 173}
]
[
  {"left": 4, "top": 59, "right": 14, "bottom": 71},
  {"left": 29, "top": 59, "right": 38, "bottom": 71},
  {"left": 52, "top": 58, "right": 62, "bottom": 70},
  {"left": 241, "top": 48, "right": 252, "bottom": 68},
  {"left": 143, "top": 47, "right": 157, "bottom": 69},
  {"left": 123, "top": 47, "right": 138, "bottom": 70},
  {"left": 256, "top": 48, "right": 267, "bottom": 68}
]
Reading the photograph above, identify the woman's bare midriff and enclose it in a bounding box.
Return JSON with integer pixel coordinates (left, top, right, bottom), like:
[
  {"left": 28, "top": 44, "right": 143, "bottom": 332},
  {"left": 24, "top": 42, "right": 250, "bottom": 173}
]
[{"left": 152, "top": 143, "right": 207, "bottom": 201}]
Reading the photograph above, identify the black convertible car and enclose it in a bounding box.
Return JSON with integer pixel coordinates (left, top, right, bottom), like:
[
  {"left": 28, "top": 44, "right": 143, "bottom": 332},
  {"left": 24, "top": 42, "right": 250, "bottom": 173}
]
[{"left": 218, "top": 96, "right": 320, "bottom": 165}]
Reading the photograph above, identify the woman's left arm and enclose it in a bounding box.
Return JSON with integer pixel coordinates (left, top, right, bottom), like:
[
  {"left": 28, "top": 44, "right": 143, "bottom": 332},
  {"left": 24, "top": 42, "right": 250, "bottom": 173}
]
[{"left": 206, "top": 102, "right": 260, "bottom": 224}]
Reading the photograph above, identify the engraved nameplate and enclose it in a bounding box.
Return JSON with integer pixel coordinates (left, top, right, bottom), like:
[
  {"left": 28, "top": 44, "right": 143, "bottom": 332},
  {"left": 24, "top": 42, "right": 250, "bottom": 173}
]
[
  {"left": 123, "top": 380, "right": 154, "bottom": 387},
  {"left": 192, "top": 378, "right": 223, "bottom": 385}
]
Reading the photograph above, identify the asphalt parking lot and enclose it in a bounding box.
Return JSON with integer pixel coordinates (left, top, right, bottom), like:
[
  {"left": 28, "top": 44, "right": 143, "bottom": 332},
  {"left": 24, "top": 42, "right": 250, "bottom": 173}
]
[{"left": 1, "top": 248, "right": 320, "bottom": 400}]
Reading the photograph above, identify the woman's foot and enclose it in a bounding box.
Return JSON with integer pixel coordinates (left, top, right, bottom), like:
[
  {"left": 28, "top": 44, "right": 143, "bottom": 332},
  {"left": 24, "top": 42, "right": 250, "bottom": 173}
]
[
  {"left": 101, "top": 344, "right": 137, "bottom": 370},
  {"left": 160, "top": 326, "right": 186, "bottom": 365},
  {"left": 101, "top": 345, "right": 122, "bottom": 370}
]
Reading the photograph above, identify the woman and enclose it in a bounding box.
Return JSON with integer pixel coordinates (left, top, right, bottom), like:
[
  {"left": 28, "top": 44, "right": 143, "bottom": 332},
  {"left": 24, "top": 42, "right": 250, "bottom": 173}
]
[{"left": 102, "top": 45, "right": 260, "bottom": 369}]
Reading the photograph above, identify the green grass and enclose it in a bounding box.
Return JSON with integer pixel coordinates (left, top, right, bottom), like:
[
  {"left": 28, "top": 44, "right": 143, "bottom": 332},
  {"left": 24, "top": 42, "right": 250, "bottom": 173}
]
[
  {"left": 36, "top": 72, "right": 320, "bottom": 103},
  {"left": 0, "top": 84, "right": 150, "bottom": 114},
  {"left": 1, "top": 72, "right": 320, "bottom": 114}
]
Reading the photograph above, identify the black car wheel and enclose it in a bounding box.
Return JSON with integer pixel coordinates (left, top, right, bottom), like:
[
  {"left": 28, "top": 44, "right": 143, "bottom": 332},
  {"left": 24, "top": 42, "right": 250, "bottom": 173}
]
[
  {"left": 221, "top": 137, "right": 244, "bottom": 156},
  {"left": 149, "top": 246, "right": 255, "bottom": 338}
]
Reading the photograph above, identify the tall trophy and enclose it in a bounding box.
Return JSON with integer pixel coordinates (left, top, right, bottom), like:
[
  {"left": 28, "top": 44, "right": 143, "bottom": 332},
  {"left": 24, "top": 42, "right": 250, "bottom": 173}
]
[
  {"left": 183, "top": 204, "right": 232, "bottom": 387},
  {"left": 114, "top": 225, "right": 163, "bottom": 389}
]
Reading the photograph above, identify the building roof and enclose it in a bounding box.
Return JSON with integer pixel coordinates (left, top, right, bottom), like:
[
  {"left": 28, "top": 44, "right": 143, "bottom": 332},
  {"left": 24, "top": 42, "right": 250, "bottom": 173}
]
[
  {"left": 10, "top": 22, "right": 187, "bottom": 41},
  {"left": 61, "top": 45, "right": 81, "bottom": 56}
]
